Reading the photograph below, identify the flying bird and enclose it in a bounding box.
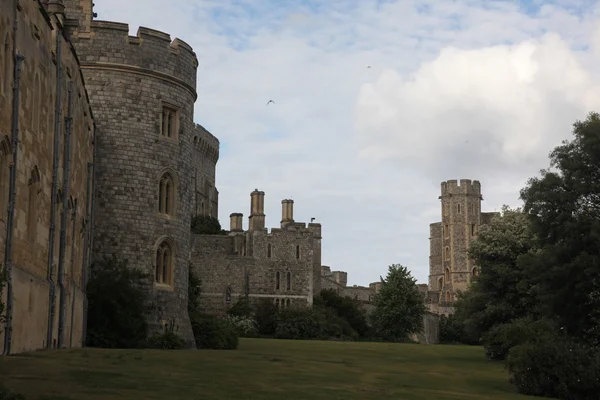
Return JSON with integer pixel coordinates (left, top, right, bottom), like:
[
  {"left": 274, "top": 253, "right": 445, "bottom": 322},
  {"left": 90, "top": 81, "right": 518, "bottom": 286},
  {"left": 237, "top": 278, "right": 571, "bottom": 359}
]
[{"left": 266, "top": 100, "right": 275, "bottom": 105}]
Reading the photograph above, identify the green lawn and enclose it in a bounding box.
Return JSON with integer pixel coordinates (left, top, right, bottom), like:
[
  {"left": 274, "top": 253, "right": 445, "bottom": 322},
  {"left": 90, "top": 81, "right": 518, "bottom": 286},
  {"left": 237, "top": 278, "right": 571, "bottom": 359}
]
[{"left": 0, "top": 338, "right": 550, "bottom": 400}]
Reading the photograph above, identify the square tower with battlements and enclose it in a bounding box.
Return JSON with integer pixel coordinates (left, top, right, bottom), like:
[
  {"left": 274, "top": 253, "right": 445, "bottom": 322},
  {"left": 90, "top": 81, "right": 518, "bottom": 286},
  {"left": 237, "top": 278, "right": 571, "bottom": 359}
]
[{"left": 428, "top": 179, "right": 498, "bottom": 310}]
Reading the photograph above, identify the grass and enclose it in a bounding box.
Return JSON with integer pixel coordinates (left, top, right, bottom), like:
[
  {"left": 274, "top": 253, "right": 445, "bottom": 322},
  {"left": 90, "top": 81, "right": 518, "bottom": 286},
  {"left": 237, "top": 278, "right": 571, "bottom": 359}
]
[{"left": 0, "top": 338, "right": 550, "bottom": 400}]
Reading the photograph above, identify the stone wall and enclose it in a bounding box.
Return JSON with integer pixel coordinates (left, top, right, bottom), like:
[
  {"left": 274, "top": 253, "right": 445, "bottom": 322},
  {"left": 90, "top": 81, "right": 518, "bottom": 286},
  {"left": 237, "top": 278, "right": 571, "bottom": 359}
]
[
  {"left": 193, "top": 124, "right": 219, "bottom": 218},
  {"left": 411, "top": 313, "right": 440, "bottom": 344},
  {"left": 0, "top": 0, "right": 94, "bottom": 354},
  {"left": 65, "top": 6, "right": 198, "bottom": 344}
]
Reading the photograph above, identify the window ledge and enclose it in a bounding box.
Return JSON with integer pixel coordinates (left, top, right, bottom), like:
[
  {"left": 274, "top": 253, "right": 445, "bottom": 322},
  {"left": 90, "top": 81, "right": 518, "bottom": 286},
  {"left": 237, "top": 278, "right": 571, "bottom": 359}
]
[{"left": 154, "top": 283, "right": 174, "bottom": 292}]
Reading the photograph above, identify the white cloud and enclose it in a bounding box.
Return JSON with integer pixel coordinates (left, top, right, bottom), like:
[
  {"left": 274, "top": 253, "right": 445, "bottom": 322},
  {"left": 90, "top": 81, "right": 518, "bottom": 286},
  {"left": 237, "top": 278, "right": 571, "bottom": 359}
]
[{"left": 92, "top": 0, "right": 600, "bottom": 286}]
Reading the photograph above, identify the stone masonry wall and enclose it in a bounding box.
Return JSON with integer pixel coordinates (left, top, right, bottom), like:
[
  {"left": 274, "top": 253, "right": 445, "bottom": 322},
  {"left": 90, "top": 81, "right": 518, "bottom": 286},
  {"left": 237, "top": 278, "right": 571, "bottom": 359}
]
[
  {"left": 0, "top": 0, "right": 94, "bottom": 354},
  {"left": 66, "top": 13, "right": 199, "bottom": 344},
  {"left": 193, "top": 124, "right": 218, "bottom": 218}
]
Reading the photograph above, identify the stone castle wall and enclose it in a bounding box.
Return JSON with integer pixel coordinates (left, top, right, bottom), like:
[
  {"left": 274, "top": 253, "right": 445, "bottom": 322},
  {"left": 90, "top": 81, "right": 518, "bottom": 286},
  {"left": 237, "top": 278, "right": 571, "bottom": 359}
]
[
  {"left": 64, "top": 2, "right": 204, "bottom": 344},
  {"left": 193, "top": 124, "right": 219, "bottom": 218},
  {"left": 0, "top": 0, "right": 94, "bottom": 354}
]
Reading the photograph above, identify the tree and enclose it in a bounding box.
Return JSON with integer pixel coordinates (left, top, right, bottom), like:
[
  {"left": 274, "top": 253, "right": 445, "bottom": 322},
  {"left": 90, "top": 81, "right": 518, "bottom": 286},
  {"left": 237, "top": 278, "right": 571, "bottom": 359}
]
[
  {"left": 370, "top": 264, "right": 426, "bottom": 341},
  {"left": 520, "top": 111, "right": 600, "bottom": 343},
  {"left": 191, "top": 215, "right": 226, "bottom": 235},
  {"left": 86, "top": 255, "right": 150, "bottom": 348},
  {"left": 454, "top": 206, "right": 537, "bottom": 341},
  {"left": 314, "top": 289, "right": 369, "bottom": 337}
]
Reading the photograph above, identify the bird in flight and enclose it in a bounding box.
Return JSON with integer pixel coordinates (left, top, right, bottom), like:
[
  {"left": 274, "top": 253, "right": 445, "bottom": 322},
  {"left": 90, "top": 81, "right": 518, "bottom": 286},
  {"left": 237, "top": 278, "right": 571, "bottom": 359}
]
[{"left": 266, "top": 100, "right": 275, "bottom": 105}]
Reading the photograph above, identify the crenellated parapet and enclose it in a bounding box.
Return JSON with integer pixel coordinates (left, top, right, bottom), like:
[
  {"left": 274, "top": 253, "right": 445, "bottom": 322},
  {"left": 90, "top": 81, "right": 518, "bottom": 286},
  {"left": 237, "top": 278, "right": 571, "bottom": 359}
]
[
  {"left": 194, "top": 124, "right": 220, "bottom": 163},
  {"left": 70, "top": 20, "right": 198, "bottom": 99},
  {"left": 440, "top": 179, "right": 482, "bottom": 197}
]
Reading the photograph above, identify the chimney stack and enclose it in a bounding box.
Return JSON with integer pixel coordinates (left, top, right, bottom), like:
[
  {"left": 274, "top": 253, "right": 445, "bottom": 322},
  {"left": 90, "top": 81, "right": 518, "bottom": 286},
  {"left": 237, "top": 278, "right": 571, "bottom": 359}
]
[
  {"left": 280, "top": 199, "right": 294, "bottom": 227},
  {"left": 229, "top": 213, "right": 243, "bottom": 232},
  {"left": 248, "top": 189, "right": 265, "bottom": 231}
]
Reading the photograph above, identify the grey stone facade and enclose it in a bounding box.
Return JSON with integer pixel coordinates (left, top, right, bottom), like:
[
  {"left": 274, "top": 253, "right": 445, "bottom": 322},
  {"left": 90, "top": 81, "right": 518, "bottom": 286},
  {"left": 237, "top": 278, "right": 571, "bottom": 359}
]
[
  {"left": 426, "top": 179, "right": 499, "bottom": 314},
  {"left": 60, "top": 1, "right": 219, "bottom": 344}
]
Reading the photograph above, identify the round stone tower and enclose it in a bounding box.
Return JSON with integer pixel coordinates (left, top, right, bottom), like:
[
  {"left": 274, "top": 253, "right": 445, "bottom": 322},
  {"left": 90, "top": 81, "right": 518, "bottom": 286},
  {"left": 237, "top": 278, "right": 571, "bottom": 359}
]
[{"left": 64, "top": 1, "right": 198, "bottom": 344}]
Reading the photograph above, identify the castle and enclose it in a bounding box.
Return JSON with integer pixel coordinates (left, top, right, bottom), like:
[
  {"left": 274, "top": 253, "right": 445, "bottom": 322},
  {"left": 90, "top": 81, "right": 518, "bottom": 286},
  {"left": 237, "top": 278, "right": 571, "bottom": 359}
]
[
  {"left": 426, "top": 179, "right": 498, "bottom": 315},
  {"left": 0, "top": 0, "right": 380, "bottom": 355},
  {"left": 191, "top": 190, "right": 382, "bottom": 316}
]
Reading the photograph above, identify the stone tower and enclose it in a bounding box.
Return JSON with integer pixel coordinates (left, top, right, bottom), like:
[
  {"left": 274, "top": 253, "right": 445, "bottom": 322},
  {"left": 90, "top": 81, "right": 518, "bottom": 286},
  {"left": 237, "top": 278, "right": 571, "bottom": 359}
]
[
  {"left": 431, "top": 179, "right": 482, "bottom": 303},
  {"left": 62, "top": 0, "right": 200, "bottom": 344}
]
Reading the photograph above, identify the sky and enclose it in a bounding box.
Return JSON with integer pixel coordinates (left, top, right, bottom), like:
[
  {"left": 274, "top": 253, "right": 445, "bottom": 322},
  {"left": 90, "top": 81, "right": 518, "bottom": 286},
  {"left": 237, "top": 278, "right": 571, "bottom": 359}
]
[{"left": 94, "top": 0, "right": 600, "bottom": 286}]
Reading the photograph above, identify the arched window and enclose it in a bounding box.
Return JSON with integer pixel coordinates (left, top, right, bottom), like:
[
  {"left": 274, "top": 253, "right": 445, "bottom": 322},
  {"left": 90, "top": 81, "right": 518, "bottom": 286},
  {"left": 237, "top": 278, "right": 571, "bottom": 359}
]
[
  {"left": 158, "top": 172, "right": 175, "bottom": 215},
  {"left": 275, "top": 298, "right": 280, "bottom": 308},
  {"left": 457, "top": 203, "right": 461, "bottom": 213},
  {"left": 472, "top": 267, "right": 479, "bottom": 278},
  {"left": 154, "top": 239, "right": 174, "bottom": 285},
  {"left": 0, "top": 136, "right": 11, "bottom": 221},
  {"left": 225, "top": 286, "right": 231, "bottom": 305},
  {"left": 444, "top": 246, "right": 450, "bottom": 260},
  {"left": 438, "top": 277, "right": 443, "bottom": 291},
  {"left": 275, "top": 271, "right": 280, "bottom": 290},
  {"left": 445, "top": 267, "right": 450, "bottom": 282},
  {"left": 27, "top": 167, "right": 41, "bottom": 244},
  {"left": 286, "top": 271, "right": 291, "bottom": 291},
  {"left": 446, "top": 291, "right": 451, "bottom": 302},
  {"left": 267, "top": 243, "right": 271, "bottom": 258},
  {"left": 295, "top": 245, "right": 300, "bottom": 259}
]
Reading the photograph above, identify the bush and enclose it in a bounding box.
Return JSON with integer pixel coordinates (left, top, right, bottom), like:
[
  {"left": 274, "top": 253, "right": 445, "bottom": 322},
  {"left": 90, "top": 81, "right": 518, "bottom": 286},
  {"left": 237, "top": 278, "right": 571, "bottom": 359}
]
[
  {"left": 223, "top": 314, "right": 259, "bottom": 337},
  {"left": 274, "top": 305, "right": 325, "bottom": 340},
  {"left": 254, "top": 298, "right": 278, "bottom": 335},
  {"left": 0, "top": 385, "right": 25, "bottom": 400},
  {"left": 314, "top": 289, "right": 369, "bottom": 337},
  {"left": 86, "top": 255, "right": 150, "bottom": 348},
  {"left": 507, "top": 333, "right": 600, "bottom": 400},
  {"left": 144, "top": 322, "right": 186, "bottom": 350},
  {"left": 190, "top": 311, "right": 239, "bottom": 350},
  {"left": 482, "top": 317, "right": 557, "bottom": 360},
  {"left": 228, "top": 296, "right": 253, "bottom": 318},
  {"left": 439, "top": 314, "right": 479, "bottom": 345}
]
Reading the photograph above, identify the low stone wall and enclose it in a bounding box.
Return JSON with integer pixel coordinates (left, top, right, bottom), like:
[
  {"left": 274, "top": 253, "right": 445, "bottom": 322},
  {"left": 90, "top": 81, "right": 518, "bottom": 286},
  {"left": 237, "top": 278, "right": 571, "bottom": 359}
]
[{"left": 411, "top": 312, "right": 440, "bottom": 344}]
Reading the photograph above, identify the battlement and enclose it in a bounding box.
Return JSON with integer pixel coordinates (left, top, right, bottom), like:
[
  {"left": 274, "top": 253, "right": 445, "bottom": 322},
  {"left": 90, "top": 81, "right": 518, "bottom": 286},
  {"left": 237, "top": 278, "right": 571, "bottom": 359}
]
[
  {"left": 72, "top": 20, "right": 198, "bottom": 96},
  {"left": 194, "top": 124, "right": 219, "bottom": 163},
  {"left": 441, "top": 179, "right": 481, "bottom": 196}
]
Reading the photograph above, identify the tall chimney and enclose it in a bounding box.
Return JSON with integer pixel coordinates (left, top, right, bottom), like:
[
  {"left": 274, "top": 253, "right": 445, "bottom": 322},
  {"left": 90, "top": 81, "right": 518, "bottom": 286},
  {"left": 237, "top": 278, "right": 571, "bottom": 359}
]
[
  {"left": 248, "top": 189, "right": 265, "bottom": 231},
  {"left": 229, "top": 213, "right": 243, "bottom": 232},
  {"left": 281, "top": 199, "right": 294, "bottom": 227}
]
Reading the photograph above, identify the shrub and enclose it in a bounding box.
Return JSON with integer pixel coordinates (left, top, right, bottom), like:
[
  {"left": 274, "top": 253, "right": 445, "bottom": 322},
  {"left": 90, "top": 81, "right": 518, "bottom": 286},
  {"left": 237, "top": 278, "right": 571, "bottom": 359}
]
[
  {"left": 86, "top": 255, "right": 150, "bottom": 348},
  {"left": 223, "top": 314, "right": 259, "bottom": 337},
  {"left": 0, "top": 385, "right": 25, "bottom": 400},
  {"left": 439, "top": 314, "right": 478, "bottom": 345},
  {"left": 228, "top": 296, "right": 253, "bottom": 318},
  {"left": 482, "top": 317, "right": 557, "bottom": 360},
  {"left": 190, "top": 311, "right": 239, "bottom": 350},
  {"left": 254, "top": 298, "right": 278, "bottom": 335},
  {"left": 314, "top": 289, "right": 369, "bottom": 337},
  {"left": 507, "top": 333, "right": 600, "bottom": 400},
  {"left": 144, "top": 322, "right": 186, "bottom": 350},
  {"left": 274, "top": 305, "right": 325, "bottom": 340}
]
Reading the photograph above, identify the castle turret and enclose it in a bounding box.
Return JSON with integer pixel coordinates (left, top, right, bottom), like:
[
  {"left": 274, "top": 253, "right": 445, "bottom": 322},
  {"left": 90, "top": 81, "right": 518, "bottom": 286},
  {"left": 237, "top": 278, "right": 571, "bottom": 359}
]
[
  {"left": 248, "top": 189, "right": 265, "bottom": 231},
  {"left": 280, "top": 199, "right": 294, "bottom": 227}
]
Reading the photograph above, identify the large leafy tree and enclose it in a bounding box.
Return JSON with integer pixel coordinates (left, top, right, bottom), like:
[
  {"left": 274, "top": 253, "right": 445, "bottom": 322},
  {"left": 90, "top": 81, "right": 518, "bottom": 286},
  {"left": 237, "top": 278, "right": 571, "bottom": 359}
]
[
  {"left": 520, "top": 111, "right": 600, "bottom": 344},
  {"left": 454, "top": 206, "right": 536, "bottom": 341},
  {"left": 370, "top": 264, "right": 426, "bottom": 341}
]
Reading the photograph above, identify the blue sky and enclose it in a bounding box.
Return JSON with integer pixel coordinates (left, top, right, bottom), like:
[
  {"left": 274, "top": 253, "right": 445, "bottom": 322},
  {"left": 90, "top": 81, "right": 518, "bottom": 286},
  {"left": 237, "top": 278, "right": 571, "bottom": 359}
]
[{"left": 94, "top": 0, "right": 600, "bottom": 286}]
